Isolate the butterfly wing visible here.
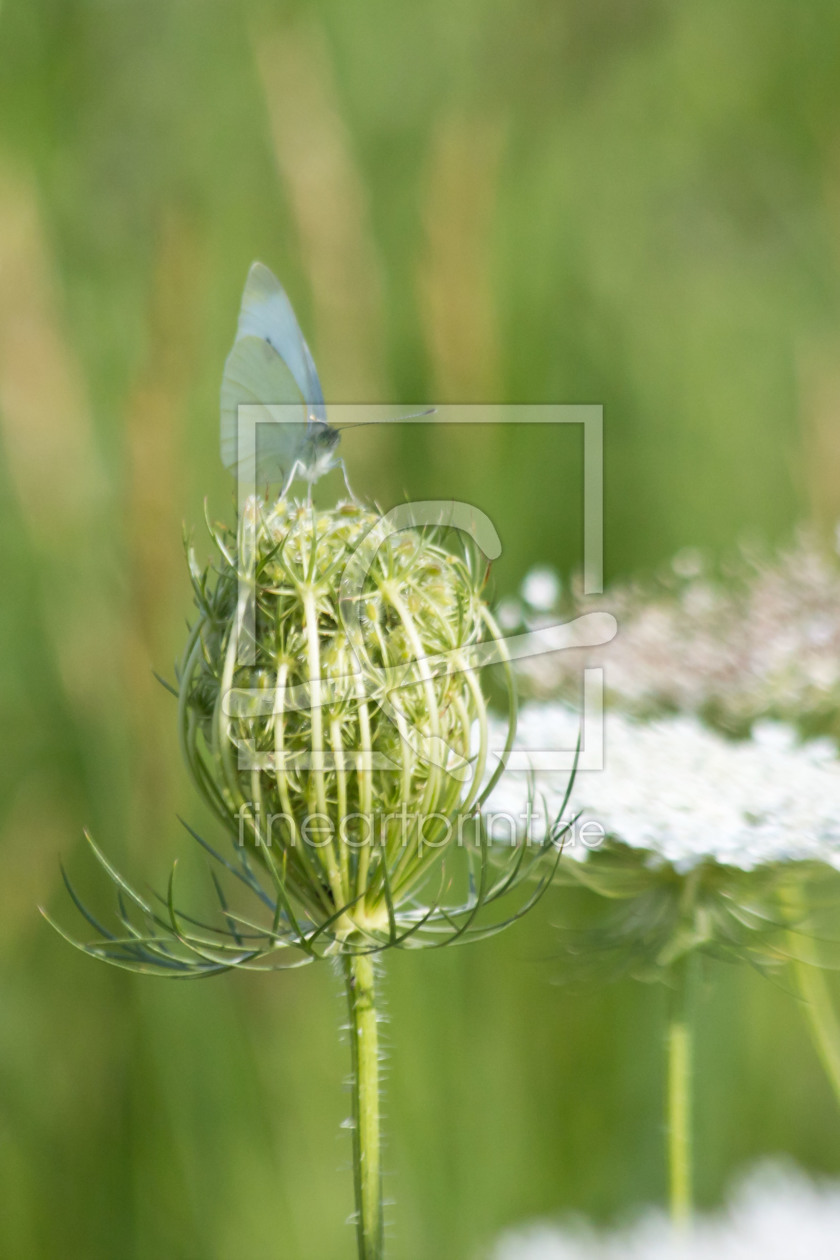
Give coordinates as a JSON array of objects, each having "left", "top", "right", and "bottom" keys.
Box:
[
  {"left": 233, "top": 262, "right": 326, "bottom": 422},
  {"left": 220, "top": 263, "right": 335, "bottom": 486},
  {"left": 219, "top": 335, "right": 310, "bottom": 485}
]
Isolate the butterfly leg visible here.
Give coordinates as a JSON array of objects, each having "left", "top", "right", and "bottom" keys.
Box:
[
  {"left": 279, "top": 459, "right": 304, "bottom": 502},
  {"left": 336, "top": 458, "right": 360, "bottom": 504}
]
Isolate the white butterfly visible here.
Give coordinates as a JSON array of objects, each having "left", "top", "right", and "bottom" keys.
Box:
[{"left": 220, "top": 262, "right": 346, "bottom": 497}]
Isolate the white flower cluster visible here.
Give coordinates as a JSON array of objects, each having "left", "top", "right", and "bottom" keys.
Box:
[
  {"left": 486, "top": 1163, "right": 840, "bottom": 1260},
  {"left": 512, "top": 531, "right": 840, "bottom": 736},
  {"left": 487, "top": 702, "right": 840, "bottom": 872}
]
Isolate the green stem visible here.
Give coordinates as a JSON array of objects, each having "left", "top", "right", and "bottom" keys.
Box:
[
  {"left": 793, "top": 955, "right": 840, "bottom": 1107},
  {"left": 666, "top": 957, "right": 695, "bottom": 1226},
  {"left": 344, "top": 953, "right": 383, "bottom": 1260},
  {"left": 783, "top": 882, "right": 840, "bottom": 1109}
]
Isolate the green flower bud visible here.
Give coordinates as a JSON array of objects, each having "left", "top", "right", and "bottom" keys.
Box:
[
  {"left": 181, "top": 497, "right": 502, "bottom": 948},
  {"left": 55, "top": 496, "right": 560, "bottom": 973}
]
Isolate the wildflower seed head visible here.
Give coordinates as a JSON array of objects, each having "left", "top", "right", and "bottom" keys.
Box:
[
  {"left": 56, "top": 500, "right": 560, "bottom": 975},
  {"left": 181, "top": 498, "right": 503, "bottom": 947}
]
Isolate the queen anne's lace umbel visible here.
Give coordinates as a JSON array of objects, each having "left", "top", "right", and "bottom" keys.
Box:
[
  {"left": 487, "top": 703, "right": 840, "bottom": 872},
  {"left": 515, "top": 531, "right": 840, "bottom": 740}
]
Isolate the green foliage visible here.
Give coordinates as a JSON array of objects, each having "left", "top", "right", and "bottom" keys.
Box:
[{"left": 554, "top": 842, "right": 840, "bottom": 985}]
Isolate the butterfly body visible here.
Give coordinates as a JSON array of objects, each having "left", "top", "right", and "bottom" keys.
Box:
[
  {"left": 220, "top": 263, "right": 343, "bottom": 495},
  {"left": 298, "top": 421, "right": 341, "bottom": 484}
]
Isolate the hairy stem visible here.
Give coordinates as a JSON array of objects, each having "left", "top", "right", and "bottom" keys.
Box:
[
  {"left": 666, "top": 956, "right": 695, "bottom": 1226},
  {"left": 345, "top": 953, "right": 383, "bottom": 1260}
]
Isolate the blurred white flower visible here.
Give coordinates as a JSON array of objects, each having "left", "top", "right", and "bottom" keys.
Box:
[
  {"left": 522, "top": 567, "right": 561, "bottom": 612},
  {"left": 487, "top": 702, "right": 840, "bottom": 872},
  {"left": 497, "top": 596, "right": 525, "bottom": 632},
  {"left": 487, "top": 1163, "right": 840, "bottom": 1259},
  {"left": 517, "top": 530, "right": 840, "bottom": 739}
]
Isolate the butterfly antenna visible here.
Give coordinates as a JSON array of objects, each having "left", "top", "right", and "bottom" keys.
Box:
[{"left": 333, "top": 407, "right": 437, "bottom": 432}]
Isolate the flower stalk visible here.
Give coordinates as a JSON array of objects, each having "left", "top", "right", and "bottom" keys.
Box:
[
  {"left": 794, "top": 957, "right": 840, "bottom": 1111},
  {"left": 783, "top": 883, "right": 840, "bottom": 1112},
  {"left": 345, "top": 953, "right": 383, "bottom": 1260},
  {"left": 666, "top": 954, "right": 695, "bottom": 1226}
]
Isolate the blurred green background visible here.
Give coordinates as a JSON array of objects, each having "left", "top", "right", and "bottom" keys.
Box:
[{"left": 2, "top": 1, "right": 840, "bottom": 1256}]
